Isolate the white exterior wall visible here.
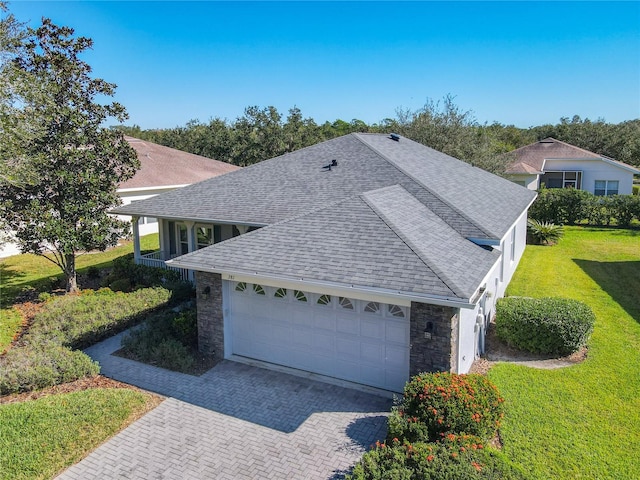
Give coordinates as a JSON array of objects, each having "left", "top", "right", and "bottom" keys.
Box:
[
  {"left": 506, "top": 174, "right": 539, "bottom": 191},
  {"left": 457, "top": 209, "right": 530, "bottom": 373},
  {"left": 544, "top": 159, "right": 636, "bottom": 195},
  {"left": 117, "top": 186, "right": 184, "bottom": 236}
]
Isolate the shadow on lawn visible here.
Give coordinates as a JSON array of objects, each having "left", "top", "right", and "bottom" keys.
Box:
[{"left": 574, "top": 259, "right": 640, "bottom": 323}]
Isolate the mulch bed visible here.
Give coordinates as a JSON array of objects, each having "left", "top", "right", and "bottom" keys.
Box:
[{"left": 469, "top": 321, "right": 588, "bottom": 375}]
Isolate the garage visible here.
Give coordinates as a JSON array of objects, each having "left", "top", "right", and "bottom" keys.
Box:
[{"left": 226, "top": 281, "right": 410, "bottom": 392}]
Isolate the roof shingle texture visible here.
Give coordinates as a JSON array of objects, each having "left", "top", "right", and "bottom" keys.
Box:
[
  {"left": 505, "top": 137, "right": 602, "bottom": 174},
  {"left": 119, "top": 137, "right": 240, "bottom": 190},
  {"left": 116, "top": 133, "right": 535, "bottom": 240},
  {"left": 171, "top": 185, "right": 500, "bottom": 301}
]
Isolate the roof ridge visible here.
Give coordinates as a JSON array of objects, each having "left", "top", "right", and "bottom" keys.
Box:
[
  {"left": 546, "top": 137, "right": 603, "bottom": 158},
  {"left": 352, "top": 133, "right": 493, "bottom": 239},
  {"left": 360, "top": 185, "right": 466, "bottom": 298}
]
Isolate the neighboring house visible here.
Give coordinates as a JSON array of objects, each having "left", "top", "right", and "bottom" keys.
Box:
[
  {"left": 114, "top": 133, "right": 536, "bottom": 392},
  {"left": 118, "top": 137, "right": 240, "bottom": 235},
  {"left": 505, "top": 137, "right": 639, "bottom": 194},
  {"left": 0, "top": 138, "right": 239, "bottom": 258}
]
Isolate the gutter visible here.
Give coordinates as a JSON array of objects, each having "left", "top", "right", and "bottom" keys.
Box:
[{"left": 166, "top": 259, "right": 476, "bottom": 309}]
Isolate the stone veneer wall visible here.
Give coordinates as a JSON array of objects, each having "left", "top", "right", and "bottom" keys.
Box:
[
  {"left": 409, "top": 302, "right": 459, "bottom": 375},
  {"left": 195, "top": 271, "right": 224, "bottom": 359}
]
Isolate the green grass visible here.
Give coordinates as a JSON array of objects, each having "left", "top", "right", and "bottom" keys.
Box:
[
  {"left": 0, "top": 234, "right": 159, "bottom": 352},
  {"left": 489, "top": 227, "right": 640, "bottom": 479},
  {"left": 0, "top": 388, "right": 160, "bottom": 480}
]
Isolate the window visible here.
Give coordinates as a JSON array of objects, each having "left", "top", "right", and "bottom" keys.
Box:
[
  {"left": 594, "top": 180, "right": 619, "bottom": 196},
  {"left": 177, "top": 224, "right": 189, "bottom": 255},
  {"left": 339, "top": 297, "right": 354, "bottom": 310},
  {"left": 510, "top": 227, "right": 516, "bottom": 262},
  {"left": 388, "top": 304, "right": 405, "bottom": 318},
  {"left": 364, "top": 302, "right": 380, "bottom": 314},
  {"left": 274, "top": 288, "right": 287, "bottom": 299},
  {"left": 196, "top": 225, "right": 214, "bottom": 250},
  {"left": 252, "top": 284, "right": 265, "bottom": 295},
  {"left": 317, "top": 294, "right": 332, "bottom": 306},
  {"left": 294, "top": 290, "right": 307, "bottom": 302},
  {"left": 137, "top": 216, "right": 157, "bottom": 225},
  {"left": 540, "top": 171, "right": 582, "bottom": 190},
  {"left": 235, "top": 282, "right": 247, "bottom": 292}
]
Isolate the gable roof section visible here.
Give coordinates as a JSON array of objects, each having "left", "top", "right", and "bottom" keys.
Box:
[
  {"left": 115, "top": 133, "right": 535, "bottom": 241},
  {"left": 169, "top": 185, "right": 500, "bottom": 303},
  {"left": 361, "top": 185, "right": 499, "bottom": 299},
  {"left": 505, "top": 137, "right": 640, "bottom": 175},
  {"left": 119, "top": 137, "right": 240, "bottom": 190},
  {"left": 354, "top": 134, "right": 536, "bottom": 239}
]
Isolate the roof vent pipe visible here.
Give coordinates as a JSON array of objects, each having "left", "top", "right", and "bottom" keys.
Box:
[{"left": 390, "top": 133, "right": 400, "bottom": 142}]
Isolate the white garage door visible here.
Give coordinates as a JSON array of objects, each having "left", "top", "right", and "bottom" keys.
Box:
[{"left": 227, "top": 281, "right": 410, "bottom": 392}]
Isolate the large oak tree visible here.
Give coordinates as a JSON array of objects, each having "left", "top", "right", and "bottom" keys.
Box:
[{"left": 0, "top": 16, "right": 139, "bottom": 292}]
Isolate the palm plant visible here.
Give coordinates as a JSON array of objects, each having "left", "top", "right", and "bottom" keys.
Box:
[{"left": 527, "top": 219, "right": 564, "bottom": 245}]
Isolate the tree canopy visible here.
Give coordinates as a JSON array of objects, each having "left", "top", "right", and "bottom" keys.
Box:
[
  {"left": 0, "top": 15, "right": 139, "bottom": 292},
  {"left": 117, "top": 98, "right": 639, "bottom": 173}
]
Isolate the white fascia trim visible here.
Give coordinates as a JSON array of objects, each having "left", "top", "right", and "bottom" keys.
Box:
[
  {"left": 544, "top": 157, "right": 640, "bottom": 174},
  {"left": 167, "top": 261, "right": 475, "bottom": 309},
  {"left": 159, "top": 217, "right": 268, "bottom": 227},
  {"left": 117, "top": 184, "right": 188, "bottom": 194},
  {"left": 601, "top": 158, "right": 640, "bottom": 173}
]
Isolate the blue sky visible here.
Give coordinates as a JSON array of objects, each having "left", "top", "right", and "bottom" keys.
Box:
[{"left": 7, "top": 1, "right": 640, "bottom": 129}]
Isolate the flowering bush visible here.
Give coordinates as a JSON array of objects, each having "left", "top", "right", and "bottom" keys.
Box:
[
  {"left": 347, "top": 437, "right": 525, "bottom": 480},
  {"left": 387, "top": 373, "right": 504, "bottom": 443}
]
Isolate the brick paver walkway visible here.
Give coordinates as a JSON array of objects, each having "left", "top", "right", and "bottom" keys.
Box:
[{"left": 55, "top": 331, "right": 391, "bottom": 479}]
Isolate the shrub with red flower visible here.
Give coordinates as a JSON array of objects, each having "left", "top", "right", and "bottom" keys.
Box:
[
  {"left": 387, "top": 372, "right": 504, "bottom": 443},
  {"left": 347, "top": 437, "right": 525, "bottom": 480}
]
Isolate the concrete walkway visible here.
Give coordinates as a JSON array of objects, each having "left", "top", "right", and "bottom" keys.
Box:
[{"left": 55, "top": 331, "right": 391, "bottom": 479}]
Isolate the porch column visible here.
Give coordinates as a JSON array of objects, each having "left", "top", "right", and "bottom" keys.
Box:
[
  {"left": 185, "top": 221, "right": 196, "bottom": 252},
  {"left": 132, "top": 216, "right": 141, "bottom": 262},
  {"left": 185, "top": 221, "right": 196, "bottom": 283},
  {"left": 158, "top": 220, "right": 167, "bottom": 260},
  {"left": 235, "top": 225, "right": 249, "bottom": 235}
]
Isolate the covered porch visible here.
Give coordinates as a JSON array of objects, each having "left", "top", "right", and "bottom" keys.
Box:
[{"left": 131, "top": 216, "right": 259, "bottom": 282}]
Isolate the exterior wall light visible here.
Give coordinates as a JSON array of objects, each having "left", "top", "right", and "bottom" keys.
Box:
[{"left": 424, "top": 321, "right": 434, "bottom": 340}]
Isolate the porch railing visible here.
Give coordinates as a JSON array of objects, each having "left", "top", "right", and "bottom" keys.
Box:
[{"left": 139, "top": 250, "right": 192, "bottom": 282}]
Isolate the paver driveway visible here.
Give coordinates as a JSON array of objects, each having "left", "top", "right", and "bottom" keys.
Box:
[{"left": 55, "top": 331, "right": 392, "bottom": 480}]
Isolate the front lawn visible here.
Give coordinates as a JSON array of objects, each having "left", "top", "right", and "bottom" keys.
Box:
[
  {"left": 0, "top": 387, "right": 161, "bottom": 480},
  {"left": 489, "top": 227, "right": 640, "bottom": 479}
]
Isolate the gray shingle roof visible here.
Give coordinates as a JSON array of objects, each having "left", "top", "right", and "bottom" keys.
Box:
[
  {"left": 114, "top": 133, "right": 535, "bottom": 239},
  {"left": 171, "top": 185, "right": 500, "bottom": 302}
]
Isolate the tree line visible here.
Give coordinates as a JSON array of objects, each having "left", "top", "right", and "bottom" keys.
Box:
[{"left": 116, "top": 96, "right": 640, "bottom": 174}]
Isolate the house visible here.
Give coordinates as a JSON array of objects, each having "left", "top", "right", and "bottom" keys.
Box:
[
  {"left": 504, "top": 137, "right": 639, "bottom": 195},
  {"left": 118, "top": 137, "right": 240, "bottom": 235},
  {"left": 0, "top": 137, "right": 240, "bottom": 258},
  {"left": 114, "top": 133, "right": 536, "bottom": 392}
]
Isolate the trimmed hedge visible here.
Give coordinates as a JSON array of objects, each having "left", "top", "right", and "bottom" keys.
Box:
[
  {"left": 495, "top": 297, "right": 595, "bottom": 356},
  {"left": 530, "top": 188, "right": 640, "bottom": 226},
  {"left": 103, "top": 253, "right": 195, "bottom": 303},
  {"left": 348, "top": 437, "right": 526, "bottom": 480},
  {"left": 387, "top": 373, "right": 504, "bottom": 444}
]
